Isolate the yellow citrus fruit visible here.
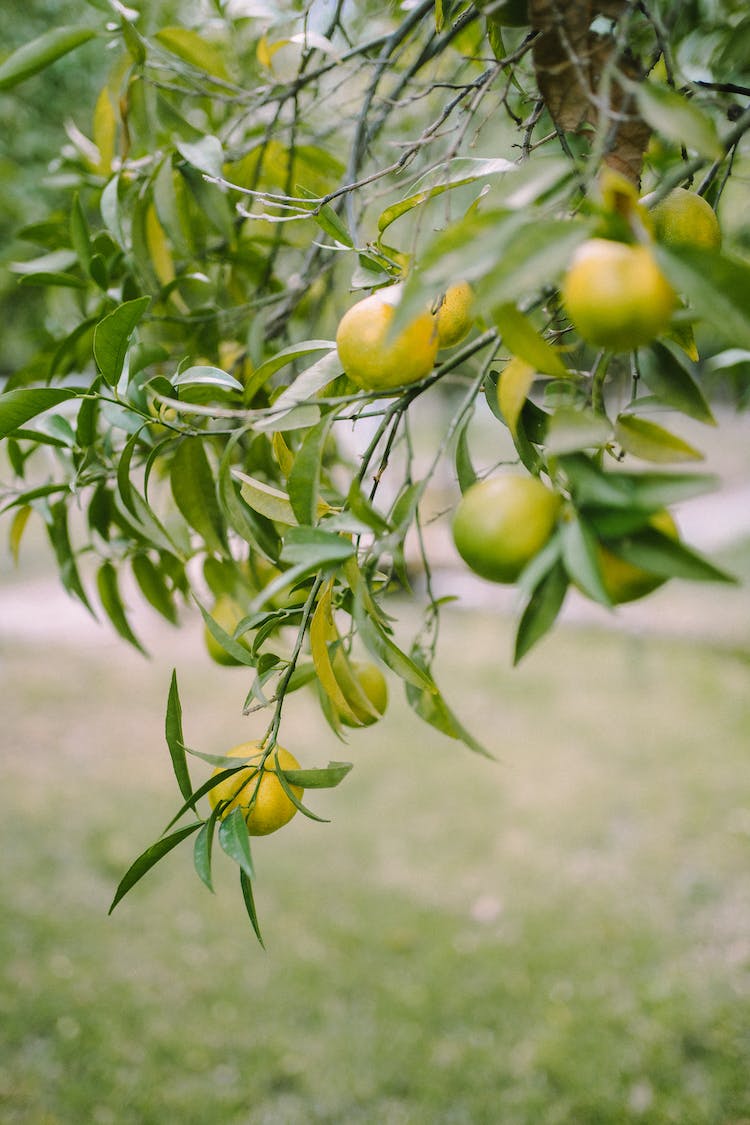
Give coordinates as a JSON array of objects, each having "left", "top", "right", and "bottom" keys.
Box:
[
  {"left": 204, "top": 593, "right": 249, "bottom": 666},
  {"left": 435, "top": 282, "right": 475, "bottom": 348},
  {"left": 336, "top": 288, "right": 439, "bottom": 391},
  {"left": 561, "top": 238, "right": 676, "bottom": 352},
  {"left": 333, "top": 653, "right": 388, "bottom": 727},
  {"left": 643, "top": 187, "right": 721, "bottom": 251},
  {"left": 208, "top": 742, "right": 303, "bottom": 835},
  {"left": 452, "top": 474, "right": 561, "bottom": 584},
  {"left": 599, "top": 509, "right": 678, "bottom": 604}
]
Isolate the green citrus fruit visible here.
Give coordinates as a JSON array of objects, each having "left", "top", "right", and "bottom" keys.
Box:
[
  {"left": 599, "top": 509, "right": 678, "bottom": 604},
  {"left": 561, "top": 238, "right": 676, "bottom": 352},
  {"left": 643, "top": 187, "right": 721, "bottom": 251},
  {"left": 452, "top": 474, "right": 561, "bottom": 584},
  {"left": 435, "top": 282, "right": 475, "bottom": 348},
  {"left": 336, "top": 288, "right": 438, "bottom": 391},
  {"left": 208, "top": 742, "right": 303, "bottom": 835},
  {"left": 204, "top": 593, "right": 249, "bottom": 666},
  {"left": 333, "top": 652, "right": 388, "bottom": 727}
]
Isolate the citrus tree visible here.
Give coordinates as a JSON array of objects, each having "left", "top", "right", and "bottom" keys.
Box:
[{"left": 2, "top": 0, "right": 749, "bottom": 942}]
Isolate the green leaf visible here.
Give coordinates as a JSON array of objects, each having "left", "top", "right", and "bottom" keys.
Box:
[
  {"left": 560, "top": 454, "right": 718, "bottom": 512},
  {"left": 132, "top": 553, "right": 179, "bottom": 625},
  {"left": 614, "top": 415, "right": 703, "bottom": 463},
  {"left": 346, "top": 481, "right": 392, "bottom": 534},
  {"left": 638, "top": 343, "right": 715, "bottom": 425},
  {"left": 405, "top": 650, "right": 494, "bottom": 758},
  {"left": 97, "top": 561, "right": 147, "bottom": 654},
  {"left": 494, "top": 304, "right": 569, "bottom": 377},
  {"left": 454, "top": 411, "right": 477, "bottom": 494},
  {"left": 246, "top": 340, "right": 335, "bottom": 400},
  {"left": 255, "top": 349, "right": 340, "bottom": 432},
  {"left": 165, "top": 670, "right": 194, "bottom": 808},
  {"left": 17, "top": 271, "right": 88, "bottom": 289},
  {"left": 46, "top": 500, "right": 95, "bottom": 615},
  {"left": 172, "top": 365, "right": 243, "bottom": 393},
  {"left": 109, "top": 822, "right": 202, "bottom": 913},
  {"left": 197, "top": 600, "right": 256, "bottom": 667},
  {"left": 560, "top": 517, "right": 611, "bottom": 607},
  {"left": 546, "top": 408, "right": 613, "bottom": 455},
  {"left": 155, "top": 26, "right": 230, "bottom": 80},
  {"left": 287, "top": 416, "right": 334, "bottom": 526},
  {"left": 93, "top": 297, "right": 151, "bottom": 386},
  {"left": 218, "top": 808, "right": 256, "bottom": 881},
  {"left": 476, "top": 220, "right": 589, "bottom": 308},
  {"left": 345, "top": 560, "right": 434, "bottom": 691},
  {"left": 282, "top": 762, "right": 353, "bottom": 789},
  {"left": 610, "top": 528, "right": 736, "bottom": 585},
  {"left": 313, "top": 204, "right": 354, "bottom": 248},
  {"left": 0, "top": 388, "right": 78, "bottom": 438},
  {"left": 635, "top": 83, "right": 723, "bottom": 161},
  {"left": 378, "top": 157, "right": 514, "bottom": 236},
  {"left": 176, "top": 135, "right": 225, "bottom": 178},
  {"left": 656, "top": 246, "right": 750, "bottom": 352},
  {"left": 0, "top": 26, "right": 97, "bottom": 90},
  {"left": 514, "top": 562, "right": 569, "bottom": 665},
  {"left": 280, "top": 526, "right": 355, "bottom": 568},
  {"left": 239, "top": 869, "right": 265, "bottom": 948},
  {"left": 234, "top": 470, "right": 298, "bottom": 526},
  {"left": 170, "top": 438, "right": 226, "bottom": 554},
  {"left": 193, "top": 807, "right": 221, "bottom": 893}
]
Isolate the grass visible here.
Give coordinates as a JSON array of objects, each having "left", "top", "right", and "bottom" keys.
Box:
[{"left": 2, "top": 565, "right": 750, "bottom": 1123}]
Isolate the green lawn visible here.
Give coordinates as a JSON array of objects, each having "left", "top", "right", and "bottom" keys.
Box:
[{"left": 2, "top": 571, "right": 750, "bottom": 1124}]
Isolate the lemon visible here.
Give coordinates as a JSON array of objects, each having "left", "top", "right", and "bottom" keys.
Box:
[
  {"left": 452, "top": 475, "right": 561, "bottom": 584},
  {"left": 561, "top": 238, "right": 676, "bottom": 352},
  {"left": 208, "top": 742, "right": 303, "bottom": 835},
  {"left": 336, "top": 288, "right": 438, "bottom": 391},
  {"left": 643, "top": 187, "right": 721, "bottom": 251},
  {"left": 435, "top": 282, "right": 475, "bottom": 348}
]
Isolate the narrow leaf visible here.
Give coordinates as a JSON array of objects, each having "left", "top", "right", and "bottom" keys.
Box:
[
  {"left": 218, "top": 808, "right": 256, "bottom": 881},
  {"left": 514, "top": 562, "right": 569, "bottom": 665},
  {"left": 0, "top": 388, "right": 77, "bottom": 437},
  {"left": 287, "top": 415, "right": 333, "bottom": 526},
  {"left": 239, "top": 869, "right": 265, "bottom": 948},
  {"left": 636, "top": 83, "right": 723, "bottom": 161},
  {"left": 497, "top": 357, "right": 536, "bottom": 441},
  {"left": 97, "top": 561, "right": 147, "bottom": 653},
  {"left": 560, "top": 517, "right": 611, "bottom": 606},
  {"left": 638, "top": 343, "right": 715, "bottom": 425},
  {"left": 165, "top": 670, "right": 194, "bottom": 807},
  {"left": 109, "top": 822, "right": 202, "bottom": 913},
  {"left": 0, "top": 27, "right": 96, "bottom": 90},
  {"left": 170, "top": 438, "right": 226, "bottom": 553}
]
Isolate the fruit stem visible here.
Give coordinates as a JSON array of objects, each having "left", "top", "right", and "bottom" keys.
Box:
[{"left": 590, "top": 350, "right": 611, "bottom": 418}]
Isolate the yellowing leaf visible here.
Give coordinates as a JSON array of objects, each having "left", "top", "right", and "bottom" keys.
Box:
[
  {"left": 494, "top": 304, "right": 569, "bottom": 377},
  {"left": 272, "top": 431, "right": 295, "bottom": 479},
  {"left": 9, "top": 505, "right": 32, "bottom": 565},
  {"left": 155, "top": 27, "right": 230, "bottom": 81},
  {"left": 310, "top": 581, "right": 360, "bottom": 728},
  {"left": 93, "top": 85, "right": 117, "bottom": 175},
  {"left": 257, "top": 35, "right": 288, "bottom": 71},
  {"left": 233, "top": 470, "right": 298, "bottom": 525},
  {"left": 145, "top": 204, "right": 175, "bottom": 286},
  {"left": 497, "top": 357, "right": 536, "bottom": 440},
  {"left": 614, "top": 415, "right": 703, "bottom": 463}
]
